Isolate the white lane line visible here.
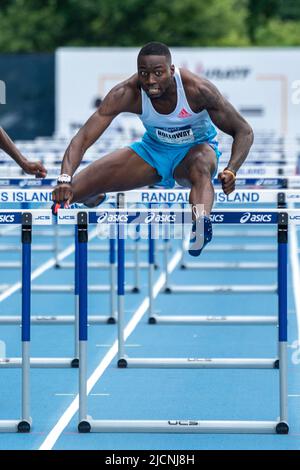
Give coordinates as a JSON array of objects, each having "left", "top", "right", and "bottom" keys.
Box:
[
  {"left": 90, "top": 393, "right": 110, "bottom": 396},
  {"left": 39, "top": 248, "right": 182, "bottom": 450},
  {"left": 288, "top": 395, "right": 300, "bottom": 397},
  {"left": 96, "top": 344, "right": 141, "bottom": 348},
  {"left": 289, "top": 224, "right": 300, "bottom": 344},
  {"left": 55, "top": 394, "right": 75, "bottom": 397},
  {"left": 0, "top": 228, "right": 98, "bottom": 303}
]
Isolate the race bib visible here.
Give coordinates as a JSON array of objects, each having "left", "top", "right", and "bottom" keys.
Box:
[{"left": 155, "top": 126, "right": 195, "bottom": 144}]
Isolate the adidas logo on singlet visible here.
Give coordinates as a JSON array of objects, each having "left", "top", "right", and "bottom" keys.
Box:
[{"left": 177, "top": 108, "right": 192, "bottom": 118}]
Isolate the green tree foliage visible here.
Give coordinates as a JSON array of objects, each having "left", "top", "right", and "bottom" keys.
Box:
[
  {"left": 277, "top": 0, "right": 300, "bottom": 20},
  {"left": 0, "top": 0, "right": 64, "bottom": 52},
  {"left": 0, "top": 0, "right": 299, "bottom": 52},
  {"left": 255, "top": 19, "right": 300, "bottom": 46},
  {"left": 246, "top": 0, "right": 300, "bottom": 45},
  {"left": 0, "top": 0, "right": 249, "bottom": 51},
  {"left": 246, "top": 0, "right": 279, "bottom": 43}
]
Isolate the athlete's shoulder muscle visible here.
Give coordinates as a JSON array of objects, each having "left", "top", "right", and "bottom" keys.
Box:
[
  {"left": 180, "top": 68, "right": 223, "bottom": 111},
  {"left": 98, "top": 74, "right": 141, "bottom": 117},
  {"left": 180, "top": 68, "right": 251, "bottom": 136}
]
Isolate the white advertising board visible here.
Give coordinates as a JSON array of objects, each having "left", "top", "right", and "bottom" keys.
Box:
[{"left": 56, "top": 47, "right": 300, "bottom": 138}]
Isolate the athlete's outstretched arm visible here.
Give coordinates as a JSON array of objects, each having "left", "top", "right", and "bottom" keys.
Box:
[
  {"left": 199, "top": 80, "right": 254, "bottom": 194},
  {"left": 202, "top": 81, "right": 254, "bottom": 173},
  {"left": 0, "top": 127, "right": 47, "bottom": 177},
  {"left": 60, "top": 80, "right": 138, "bottom": 177}
]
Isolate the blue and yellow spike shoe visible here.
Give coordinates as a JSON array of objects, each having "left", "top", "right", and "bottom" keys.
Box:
[{"left": 188, "top": 215, "right": 213, "bottom": 257}]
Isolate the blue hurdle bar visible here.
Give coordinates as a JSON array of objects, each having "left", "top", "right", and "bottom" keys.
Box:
[
  {"left": 277, "top": 213, "right": 289, "bottom": 433},
  {"left": 20, "top": 213, "right": 32, "bottom": 432},
  {"left": 78, "top": 212, "right": 88, "bottom": 422}
]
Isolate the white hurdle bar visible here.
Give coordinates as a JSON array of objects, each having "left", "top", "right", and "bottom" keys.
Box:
[
  {"left": 0, "top": 183, "right": 297, "bottom": 252},
  {"left": 58, "top": 208, "right": 290, "bottom": 434},
  {"left": 2, "top": 187, "right": 300, "bottom": 205}
]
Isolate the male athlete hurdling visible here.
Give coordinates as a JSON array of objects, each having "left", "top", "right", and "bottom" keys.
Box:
[{"left": 52, "top": 42, "right": 253, "bottom": 256}]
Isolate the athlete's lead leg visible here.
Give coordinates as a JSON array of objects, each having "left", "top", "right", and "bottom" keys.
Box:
[
  {"left": 71, "top": 147, "right": 161, "bottom": 204},
  {"left": 174, "top": 143, "right": 217, "bottom": 256}
]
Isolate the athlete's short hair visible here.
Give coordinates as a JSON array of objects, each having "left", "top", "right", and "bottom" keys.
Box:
[{"left": 138, "top": 42, "right": 171, "bottom": 64}]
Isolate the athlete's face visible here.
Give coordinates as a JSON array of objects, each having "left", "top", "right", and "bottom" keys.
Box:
[{"left": 137, "top": 55, "right": 175, "bottom": 99}]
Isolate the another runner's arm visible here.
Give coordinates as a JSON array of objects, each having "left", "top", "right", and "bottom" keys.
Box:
[
  {"left": 61, "top": 80, "right": 138, "bottom": 176},
  {"left": 200, "top": 80, "right": 254, "bottom": 174},
  {"left": 0, "top": 127, "right": 47, "bottom": 177}
]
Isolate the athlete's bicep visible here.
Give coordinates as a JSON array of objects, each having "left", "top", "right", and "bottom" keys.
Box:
[
  {"left": 200, "top": 80, "right": 250, "bottom": 136},
  {"left": 208, "top": 98, "right": 249, "bottom": 137},
  {"left": 74, "top": 110, "right": 115, "bottom": 151},
  {"left": 74, "top": 80, "right": 137, "bottom": 150}
]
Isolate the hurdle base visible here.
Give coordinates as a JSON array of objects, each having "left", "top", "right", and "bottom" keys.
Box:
[
  {"left": 117, "top": 358, "right": 128, "bottom": 368},
  {"left": 0, "top": 417, "right": 31, "bottom": 433},
  {"left": 71, "top": 358, "right": 79, "bottom": 368},
  {"left": 123, "top": 357, "right": 278, "bottom": 369},
  {"left": 80, "top": 419, "right": 283, "bottom": 434},
  {"left": 0, "top": 315, "right": 116, "bottom": 325},
  {"left": 180, "top": 261, "right": 277, "bottom": 270},
  {"left": 131, "top": 287, "right": 140, "bottom": 293},
  {"left": 150, "top": 315, "right": 278, "bottom": 325},
  {"left": 276, "top": 421, "right": 289, "bottom": 434},
  {"left": 0, "top": 357, "right": 79, "bottom": 368},
  {"left": 58, "top": 261, "right": 150, "bottom": 270},
  {"left": 28, "top": 284, "right": 137, "bottom": 294},
  {"left": 18, "top": 420, "right": 31, "bottom": 433},
  {"left": 78, "top": 420, "right": 92, "bottom": 433},
  {"left": 0, "top": 419, "right": 31, "bottom": 433},
  {"left": 163, "top": 285, "right": 277, "bottom": 294}
]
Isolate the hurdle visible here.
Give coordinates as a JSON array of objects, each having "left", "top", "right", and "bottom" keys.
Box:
[
  {"left": 68, "top": 208, "right": 289, "bottom": 434},
  {"left": 0, "top": 213, "right": 32, "bottom": 432},
  {"left": 0, "top": 211, "right": 118, "bottom": 370},
  {"left": 0, "top": 224, "right": 118, "bottom": 366},
  {"left": 0, "top": 209, "right": 86, "bottom": 369},
  {"left": 115, "top": 208, "right": 287, "bottom": 364},
  {"left": 235, "top": 166, "right": 295, "bottom": 176},
  {"left": 0, "top": 188, "right": 140, "bottom": 323},
  {"left": 0, "top": 185, "right": 168, "bottom": 257},
  {"left": 0, "top": 191, "right": 148, "bottom": 368},
  {"left": 0, "top": 211, "right": 42, "bottom": 432},
  {"left": 1, "top": 176, "right": 298, "bottom": 247},
  {"left": 179, "top": 187, "right": 287, "bottom": 272},
  {"left": 116, "top": 188, "right": 288, "bottom": 295},
  {"left": 140, "top": 188, "right": 288, "bottom": 293}
]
